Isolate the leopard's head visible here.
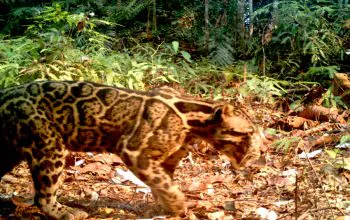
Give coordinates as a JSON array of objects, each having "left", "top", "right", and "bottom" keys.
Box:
[{"left": 208, "top": 104, "right": 262, "bottom": 170}]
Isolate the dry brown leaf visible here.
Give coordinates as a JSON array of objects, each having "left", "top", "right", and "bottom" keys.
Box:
[
  {"left": 73, "top": 162, "right": 112, "bottom": 175},
  {"left": 272, "top": 115, "right": 320, "bottom": 131},
  {"left": 1, "top": 175, "right": 18, "bottom": 183},
  {"left": 187, "top": 210, "right": 198, "bottom": 220},
  {"left": 207, "top": 211, "right": 230, "bottom": 220},
  {"left": 77, "top": 20, "right": 85, "bottom": 32},
  {"left": 208, "top": 174, "right": 234, "bottom": 184},
  {"left": 287, "top": 116, "right": 318, "bottom": 129},
  {"left": 267, "top": 175, "right": 290, "bottom": 187},
  {"left": 90, "top": 153, "right": 123, "bottom": 165},
  {"left": 193, "top": 200, "right": 215, "bottom": 211},
  {"left": 343, "top": 171, "right": 350, "bottom": 183},
  {"left": 299, "top": 105, "right": 346, "bottom": 124},
  {"left": 188, "top": 181, "right": 215, "bottom": 196},
  {"left": 335, "top": 216, "right": 350, "bottom": 220},
  {"left": 333, "top": 73, "right": 350, "bottom": 103},
  {"left": 11, "top": 195, "right": 33, "bottom": 207}
]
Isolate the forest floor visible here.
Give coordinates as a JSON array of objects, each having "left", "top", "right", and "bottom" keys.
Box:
[{"left": 0, "top": 100, "right": 349, "bottom": 220}]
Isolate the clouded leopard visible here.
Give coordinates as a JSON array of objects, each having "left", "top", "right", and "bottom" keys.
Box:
[{"left": 0, "top": 81, "right": 262, "bottom": 219}]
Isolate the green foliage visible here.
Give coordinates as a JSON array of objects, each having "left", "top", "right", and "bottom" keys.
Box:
[
  {"left": 0, "top": 36, "right": 209, "bottom": 92},
  {"left": 273, "top": 137, "right": 301, "bottom": 152},
  {"left": 208, "top": 34, "right": 235, "bottom": 67},
  {"left": 295, "top": 65, "right": 348, "bottom": 109},
  {"left": 0, "top": 0, "right": 348, "bottom": 106},
  {"left": 0, "top": 36, "right": 40, "bottom": 64},
  {"left": 322, "top": 87, "right": 349, "bottom": 109},
  {"left": 105, "top": 0, "right": 148, "bottom": 23},
  {"left": 26, "top": 3, "right": 114, "bottom": 53},
  {"left": 197, "top": 31, "right": 235, "bottom": 67},
  {"left": 183, "top": 61, "right": 223, "bottom": 96},
  {"left": 253, "top": 0, "right": 346, "bottom": 76},
  {"left": 27, "top": 3, "right": 76, "bottom": 32},
  {"left": 325, "top": 136, "right": 350, "bottom": 171},
  {"left": 340, "top": 135, "right": 350, "bottom": 144},
  {"left": 238, "top": 75, "right": 288, "bottom": 104},
  {"left": 1, "top": 6, "right": 42, "bottom": 34},
  {"left": 170, "top": 41, "right": 192, "bottom": 63},
  {"left": 0, "top": 36, "right": 40, "bottom": 88},
  {"left": 299, "top": 66, "right": 339, "bottom": 82}
]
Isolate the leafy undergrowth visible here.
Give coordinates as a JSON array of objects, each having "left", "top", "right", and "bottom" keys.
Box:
[{"left": 0, "top": 102, "right": 349, "bottom": 220}]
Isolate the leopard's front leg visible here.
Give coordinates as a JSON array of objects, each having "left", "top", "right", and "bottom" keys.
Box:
[
  {"left": 125, "top": 156, "right": 186, "bottom": 216},
  {"left": 26, "top": 125, "right": 88, "bottom": 219}
]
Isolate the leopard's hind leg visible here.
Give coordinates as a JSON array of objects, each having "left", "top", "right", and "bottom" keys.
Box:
[{"left": 25, "top": 119, "right": 88, "bottom": 220}]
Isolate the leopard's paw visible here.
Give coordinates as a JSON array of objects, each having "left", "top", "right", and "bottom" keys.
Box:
[
  {"left": 44, "top": 204, "right": 88, "bottom": 220},
  {"left": 59, "top": 208, "right": 88, "bottom": 220}
]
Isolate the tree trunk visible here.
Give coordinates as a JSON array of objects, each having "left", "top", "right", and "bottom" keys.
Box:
[
  {"left": 236, "top": 0, "right": 245, "bottom": 41},
  {"left": 147, "top": 0, "right": 151, "bottom": 40},
  {"left": 248, "top": 0, "right": 253, "bottom": 38},
  {"left": 273, "top": 0, "right": 278, "bottom": 18},
  {"left": 232, "top": 0, "right": 237, "bottom": 43},
  {"left": 152, "top": 0, "right": 157, "bottom": 32},
  {"left": 261, "top": 0, "right": 278, "bottom": 75},
  {"left": 205, "top": 0, "right": 209, "bottom": 54}
]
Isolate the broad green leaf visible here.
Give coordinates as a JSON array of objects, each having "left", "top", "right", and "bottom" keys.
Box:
[
  {"left": 325, "top": 149, "right": 337, "bottom": 159},
  {"left": 181, "top": 51, "right": 192, "bottom": 63},
  {"left": 167, "top": 75, "right": 180, "bottom": 83},
  {"left": 46, "top": 72, "right": 59, "bottom": 80},
  {"left": 172, "top": 41, "right": 179, "bottom": 54},
  {"left": 340, "top": 135, "right": 350, "bottom": 144},
  {"left": 343, "top": 158, "right": 350, "bottom": 171}
]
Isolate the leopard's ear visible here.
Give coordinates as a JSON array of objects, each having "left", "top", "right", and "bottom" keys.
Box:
[
  {"left": 221, "top": 104, "right": 235, "bottom": 117},
  {"left": 210, "top": 104, "right": 235, "bottom": 124},
  {"left": 211, "top": 104, "right": 229, "bottom": 122},
  {"left": 211, "top": 107, "right": 223, "bottom": 124}
]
